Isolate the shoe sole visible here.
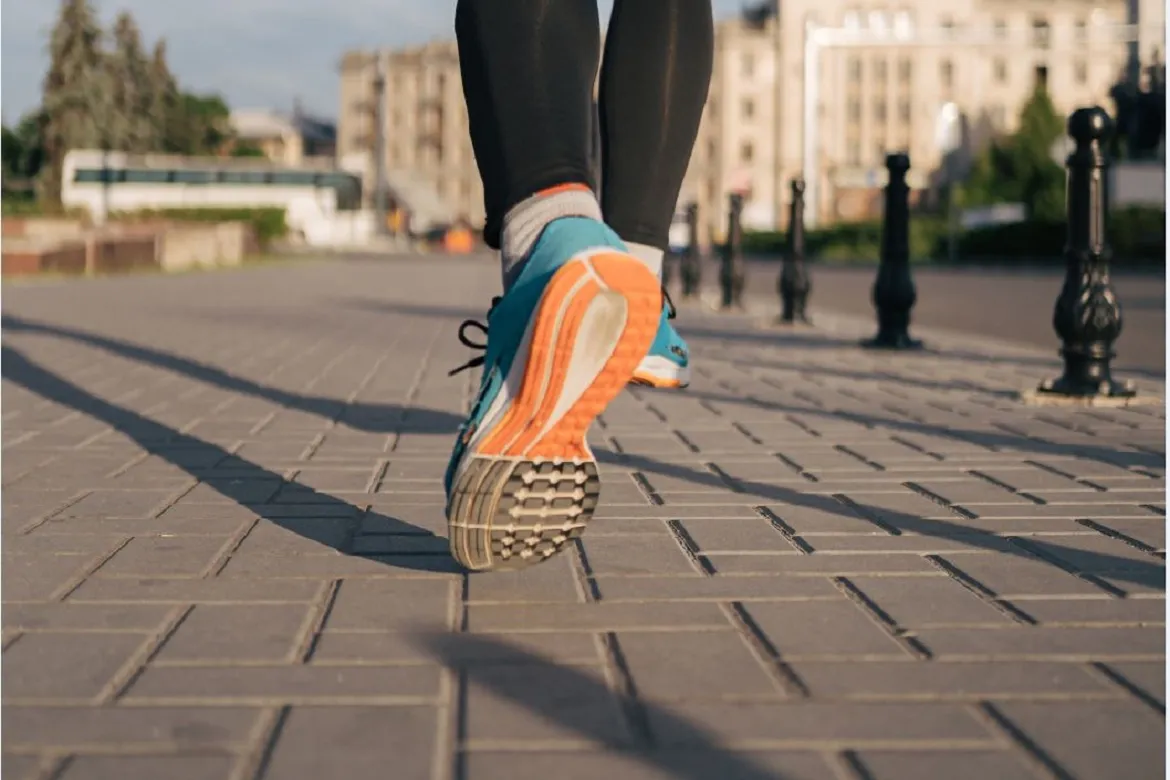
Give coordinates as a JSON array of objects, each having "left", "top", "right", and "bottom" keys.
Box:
[
  {"left": 631, "top": 355, "right": 690, "bottom": 389},
  {"left": 448, "top": 250, "right": 660, "bottom": 572}
]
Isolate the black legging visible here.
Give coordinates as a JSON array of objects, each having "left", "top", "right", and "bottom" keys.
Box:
[{"left": 455, "top": 0, "right": 714, "bottom": 251}]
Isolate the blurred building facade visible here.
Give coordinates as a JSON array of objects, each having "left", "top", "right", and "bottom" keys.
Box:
[
  {"left": 230, "top": 107, "right": 337, "bottom": 166},
  {"left": 338, "top": 0, "right": 1162, "bottom": 235}
]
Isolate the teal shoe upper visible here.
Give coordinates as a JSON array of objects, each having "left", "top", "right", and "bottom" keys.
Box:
[
  {"left": 443, "top": 217, "right": 628, "bottom": 497},
  {"left": 646, "top": 303, "right": 689, "bottom": 370}
]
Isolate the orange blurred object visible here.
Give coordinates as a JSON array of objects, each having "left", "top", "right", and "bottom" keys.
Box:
[{"left": 444, "top": 227, "right": 474, "bottom": 253}]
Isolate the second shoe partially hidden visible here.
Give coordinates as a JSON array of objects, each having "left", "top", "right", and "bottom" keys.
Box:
[{"left": 631, "top": 290, "right": 690, "bottom": 389}]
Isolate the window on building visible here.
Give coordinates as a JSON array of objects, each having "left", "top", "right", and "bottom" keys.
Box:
[
  {"left": 125, "top": 169, "right": 172, "bottom": 184},
  {"left": 993, "top": 18, "right": 1006, "bottom": 39},
  {"left": 875, "top": 101, "right": 887, "bottom": 121},
  {"left": 898, "top": 58, "right": 912, "bottom": 83},
  {"left": 1032, "top": 17, "right": 1051, "bottom": 48},
  {"left": 1034, "top": 64, "right": 1049, "bottom": 90},
  {"left": 172, "top": 169, "right": 215, "bottom": 184},
  {"left": 846, "top": 140, "right": 861, "bottom": 165},
  {"left": 893, "top": 10, "right": 913, "bottom": 38},
  {"left": 741, "top": 141, "right": 754, "bottom": 162},
  {"left": 742, "top": 98, "right": 755, "bottom": 118},
  {"left": 847, "top": 99, "right": 861, "bottom": 121},
  {"left": 1074, "top": 18, "right": 1088, "bottom": 41},
  {"left": 875, "top": 142, "right": 887, "bottom": 164},
  {"left": 217, "top": 171, "right": 268, "bottom": 185},
  {"left": 743, "top": 53, "right": 755, "bottom": 77},
  {"left": 874, "top": 58, "right": 888, "bottom": 82},
  {"left": 848, "top": 57, "right": 862, "bottom": 80},
  {"left": 271, "top": 171, "right": 318, "bottom": 186},
  {"left": 868, "top": 11, "right": 887, "bottom": 32},
  {"left": 1074, "top": 59, "right": 1088, "bottom": 84},
  {"left": 940, "top": 15, "right": 954, "bottom": 30},
  {"left": 993, "top": 58, "right": 1008, "bottom": 83},
  {"left": 940, "top": 60, "right": 954, "bottom": 88},
  {"left": 843, "top": 10, "right": 861, "bottom": 29},
  {"left": 898, "top": 99, "right": 911, "bottom": 122}
]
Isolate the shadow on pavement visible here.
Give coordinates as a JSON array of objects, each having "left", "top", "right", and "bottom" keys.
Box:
[
  {"left": 4, "top": 317, "right": 1162, "bottom": 589},
  {"left": 1, "top": 345, "right": 459, "bottom": 574},
  {"left": 712, "top": 356, "right": 1016, "bottom": 397},
  {"left": 597, "top": 449, "right": 1165, "bottom": 593},
  {"left": 688, "top": 388, "right": 1165, "bottom": 471},
  {"left": 680, "top": 318, "right": 1164, "bottom": 380},
  {"left": 333, "top": 297, "right": 486, "bottom": 321},
  {"left": 413, "top": 629, "right": 790, "bottom": 780},
  {"left": 2, "top": 315, "right": 463, "bottom": 435}
]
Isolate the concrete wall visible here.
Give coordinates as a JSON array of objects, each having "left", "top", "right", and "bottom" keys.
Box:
[
  {"left": 1, "top": 219, "right": 253, "bottom": 277},
  {"left": 159, "top": 222, "right": 247, "bottom": 272}
]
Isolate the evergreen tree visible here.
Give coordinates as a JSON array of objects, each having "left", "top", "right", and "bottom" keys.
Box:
[
  {"left": 40, "top": 0, "right": 108, "bottom": 206},
  {"left": 148, "top": 39, "right": 183, "bottom": 153},
  {"left": 963, "top": 83, "right": 1066, "bottom": 221},
  {"left": 107, "top": 12, "right": 157, "bottom": 152}
]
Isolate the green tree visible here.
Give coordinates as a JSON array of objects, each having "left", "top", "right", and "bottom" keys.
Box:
[
  {"left": 40, "top": 0, "right": 108, "bottom": 206},
  {"left": 148, "top": 39, "right": 183, "bottom": 152},
  {"left": 231, "top": 142, "right": 267, "bottom": 157},
  {"left": 963, "top": 83, "right": 1066, "bottom": 221},
  {"left": 2, "top": 124, "right": 21, "bottom": 180},
  {"left": 106, "top": 11, "right": 157, "bottom": 152},
  {"left": 3, "top": 112, "right": 48, "bottom": 182},
  {"left": 164, "top": 92, "right": 232, "bottom": 155}
]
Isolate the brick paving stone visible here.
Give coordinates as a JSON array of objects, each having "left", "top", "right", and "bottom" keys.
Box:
[
  {"left": 56, "top": 756, "right": 237, "bottom": 780},
  {"left": 792, "top": 660, "right": 1115, "bottom": 699},
  {"left": 851, "top": 749, "right": 1038, "bottom": 780},
  {"left": 463, "top": 750, "right": 839, "bottom": 780},
  {"left": 262, "top": 706, "right": 438, "bottom": 780},
  {"left": 2, "top": 257, "right": 1163, "bottom": 778},
  {"left": 987, "top": 701, "right": 1165, "bottom": 779}
]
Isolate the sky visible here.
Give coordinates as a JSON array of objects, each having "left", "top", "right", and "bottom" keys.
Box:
[{"left": 2, "top": 0, "right": 748, "bottom": 123}]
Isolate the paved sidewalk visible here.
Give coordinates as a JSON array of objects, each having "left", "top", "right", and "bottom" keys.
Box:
[{"left": 2, "top": 254, "right": 1165, "bottom": 780}]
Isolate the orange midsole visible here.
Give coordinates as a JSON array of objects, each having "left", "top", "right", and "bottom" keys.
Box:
[{"left": 476, "top": 252, "right": 660, "bottom": 459}]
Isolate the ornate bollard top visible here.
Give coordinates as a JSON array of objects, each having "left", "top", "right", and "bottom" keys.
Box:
[
  {"left": 885, "top": 153, "right": 910, "bottom": 177},
  {"left": 1068, "top": 106, "right": 1113, "bottom": 145},
  {"left": 791, "top": 178, "right": 805, "bottom": 196}
]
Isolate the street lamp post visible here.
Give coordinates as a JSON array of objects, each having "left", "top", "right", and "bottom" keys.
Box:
[{"left": 372, "top": 55, "right": 389, "bottom": 236}]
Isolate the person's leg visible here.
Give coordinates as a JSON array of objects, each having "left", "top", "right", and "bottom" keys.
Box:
[
  {"left": 600, "top": 0, "right": 714, "bottom": 274},
  {"left": 598, "top": 0, "right": 715, "bottom": 388},
  {"left": 446, "top": 0, "right": 663, "bottom": 572},
  {"left": 455, "top": 0, "right": 601, "bottom": 286}
]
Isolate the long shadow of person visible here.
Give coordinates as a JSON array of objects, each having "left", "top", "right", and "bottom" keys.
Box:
[
  {"left": 2, "top": 314, "right": 462, "bottom": 435},
  {"left": 413, "top": 629, "right": 793, "bottom": 780},
  {"left": 2, "top": 345, "right": 459, "bottom": 574}
]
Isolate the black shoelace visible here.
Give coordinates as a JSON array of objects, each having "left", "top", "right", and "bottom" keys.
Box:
[
  {"left": 447, "top": 296, "right": 501, "bottom": 377},
  {"left": 447, "top": 284, "right": 674, "bottom": 378}
]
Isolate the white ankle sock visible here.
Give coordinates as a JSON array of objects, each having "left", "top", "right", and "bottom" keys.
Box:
[
  {"left": 624, "top": 241, "right": 664, "bottom": 279},
  {"left": 500, "top": 185, "right": 602, "bottom": 289}
]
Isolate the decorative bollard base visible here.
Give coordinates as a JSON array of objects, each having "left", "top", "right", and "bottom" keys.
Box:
[
  {"left": 1020, "top": 377, "right": 1152, "bottom": 407},
  {"left": 776, "top": 312, "right": 813, "bottom": 327},
  {"left": 860, "top": 332, "right": 924, "bottom": 350}
]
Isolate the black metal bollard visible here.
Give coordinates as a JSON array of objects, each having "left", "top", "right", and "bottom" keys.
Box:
[
  {"left": 777, "top": 178, "right": 812, "bottom": 324},
  {"left": 862, "top": 153, "right": 922, "bottom": 349},
  {"left": 720, "top": 193, "right": 745, "bottom": 309},
  {"left": 1034, "top": 107, "right": 1136, "bottom": 401},
  {"left": 679, "top": 202, "right": 701, "bottom": 298}
]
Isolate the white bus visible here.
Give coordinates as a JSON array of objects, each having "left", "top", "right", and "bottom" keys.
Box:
[{"left": 61, "top": 149, "right": 366, "bottom": 244}]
